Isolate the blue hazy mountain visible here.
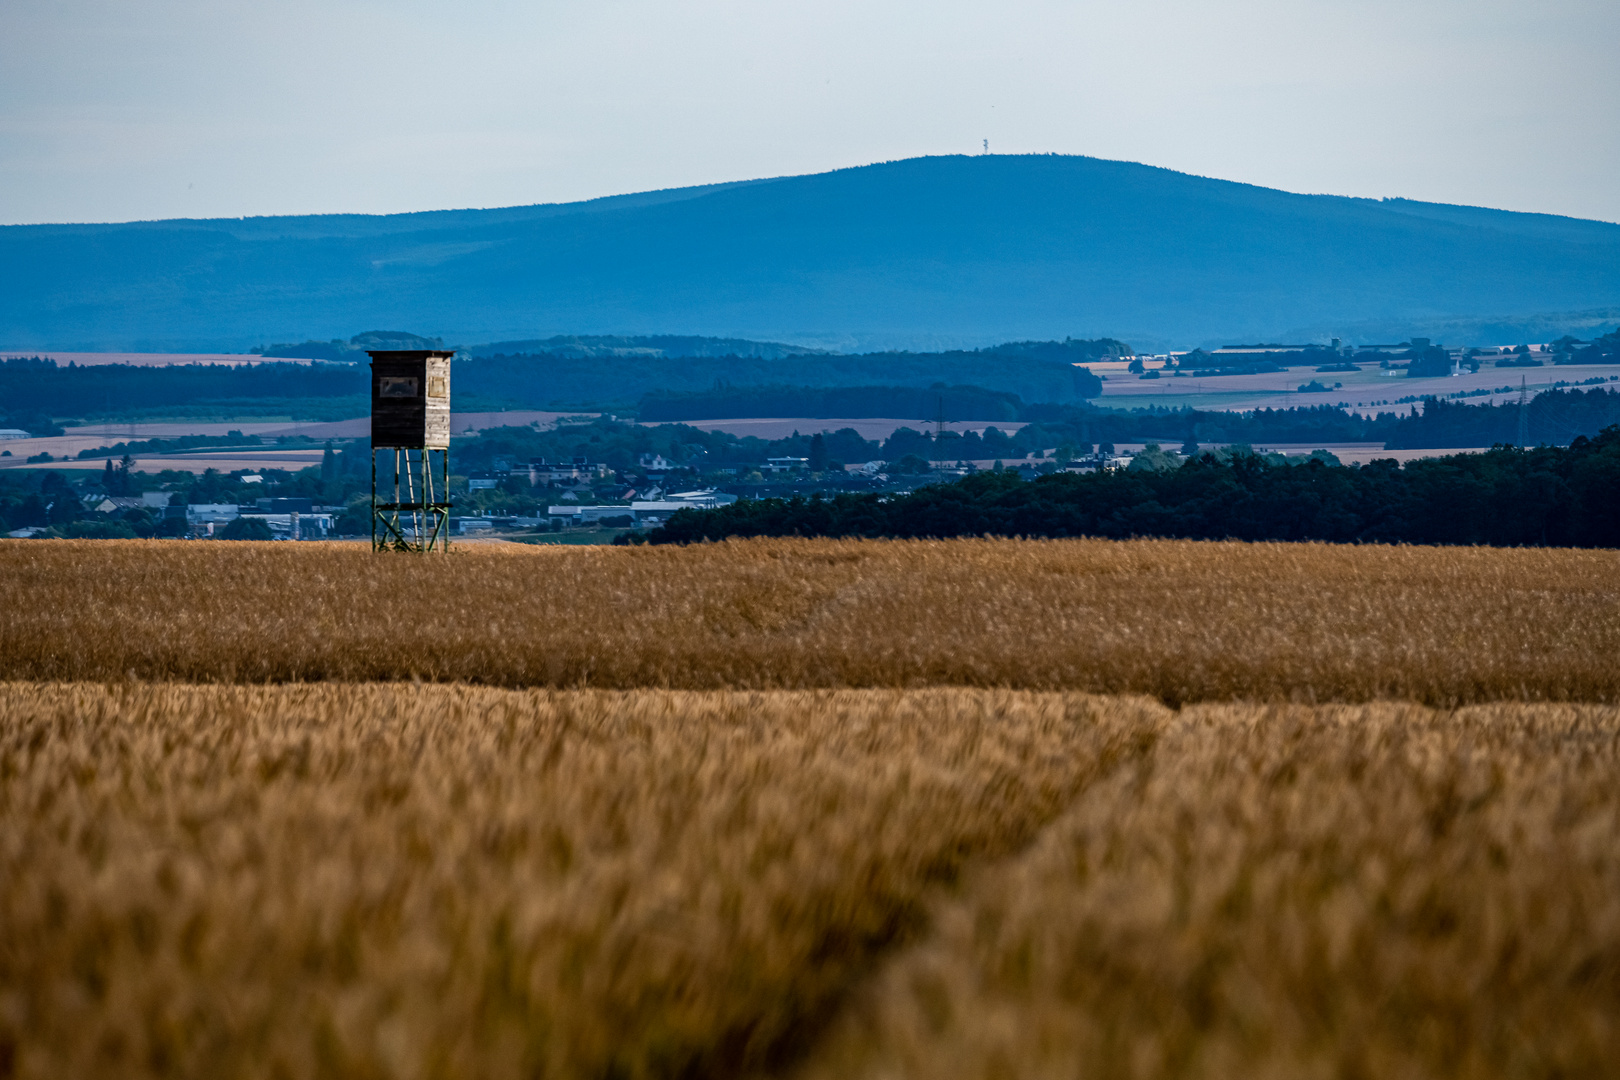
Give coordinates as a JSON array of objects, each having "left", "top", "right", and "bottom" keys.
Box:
[{"left": 3, "top": 154, "right": 1618, "bottom": 352}]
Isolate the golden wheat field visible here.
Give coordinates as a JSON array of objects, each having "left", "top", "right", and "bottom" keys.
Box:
[
  {"left": 804, "top": 701, "right": 1620, "bottom": 1080},
  {"left": 3, "top": 538, "right": 1620, "bottom": 1079},
  {"left": 2, "top": 538, "right": 1618, "bottom": 702}
]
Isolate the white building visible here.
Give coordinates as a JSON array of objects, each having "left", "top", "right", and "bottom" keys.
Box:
[
  {"left": 235, "top": 512, "right": 334, "bottom": 539},
  {"left": 630, "top": 492, "right": 737, "bottom": 524},
  {"left": 547, "top": 505, "right": 636, "bottom": 525},
  {"left": 664, "top": 490, "right": 736, "bottom": 508}
]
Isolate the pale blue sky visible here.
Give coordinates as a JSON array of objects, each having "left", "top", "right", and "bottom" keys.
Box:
[{"left": 2, "top": 0, "right": 1617, "bottom": 225}]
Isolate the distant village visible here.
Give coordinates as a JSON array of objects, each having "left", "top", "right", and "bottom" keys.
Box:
[
  {"left": 3, "top": 435, "right": 1266, "bottom": 541},
  {"left": 2, "top": 331, "right": 1617, "bottom": 542}
]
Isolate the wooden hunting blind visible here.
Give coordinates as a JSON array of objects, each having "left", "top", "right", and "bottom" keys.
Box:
[
  {"left": 371, "top": 351, "right": 452, "bottom": 449},
  {"left": 369, "top": 350, "right": 454, "bottom": 551}
]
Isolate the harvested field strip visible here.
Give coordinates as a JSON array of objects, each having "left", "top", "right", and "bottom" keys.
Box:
[
  {"left": 4, "top": 539, "right": 1620, "bottom": 703},
  {"left": 802, "top": 701, "right": 1620, "bottom": 1080},
  {"left": 0, "top": 683, "right": 1167, "bottom": 1079}
]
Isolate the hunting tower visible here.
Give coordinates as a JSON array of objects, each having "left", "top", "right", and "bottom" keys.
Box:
[{"left": 369, "top": 349, "right": 453, "bottom": 551}]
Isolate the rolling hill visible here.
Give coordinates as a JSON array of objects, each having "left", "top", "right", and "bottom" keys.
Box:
[{"left": 2, "top": 154, "right": 1618, "bottom": 352}]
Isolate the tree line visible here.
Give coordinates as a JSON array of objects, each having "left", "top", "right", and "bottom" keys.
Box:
[
  {"left": 639, "top": 384, "right": 1028, "bottom": 423},
  {"left": 0, "top": 357, "right": 367, "bottom": 423},
  {"left": 631, "top": 427, "right": 1620, "bottom": 549},
  {"left": 0, "top": 338, "right": 1117, "bottom": 425},
  {"left": 462, "top": 339, "right": 1117, "bottom": 410},
  {"left": 1383, "top": 386, "right": 1620, "bottom": 448}
]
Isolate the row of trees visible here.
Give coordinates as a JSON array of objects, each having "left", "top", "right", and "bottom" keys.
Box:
[
  {"left": 927, "top": 389, "right": 1620, "bottom": 455},
  {"left": 449, "top": 419, "right": 883, "bottom": 476},
  {"left": 639, "top": 384, "right": 1029, "bottom": 423},
  {"left": 635, "top": 427, "right": 1620, "bottom": 549},
  {"left": 0, "top": 356, "right": 366, "bottom": 419},
  {"left": 462, "top": 339, "right": 1121, "bottom": 410},
  {"left": 2, "top": 340, "right": 1111, "bottom": 425},
  {"left": 1383, "top": 387, "right": 1620, "bottom": 449},
  {"left": 1555, "top": 330, "right": 1620, "bottom": 365}
]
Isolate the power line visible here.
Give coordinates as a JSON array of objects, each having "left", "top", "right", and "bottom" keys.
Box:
[{"left": 1517, "top": 375, "right": 1530, "bottom": 447}]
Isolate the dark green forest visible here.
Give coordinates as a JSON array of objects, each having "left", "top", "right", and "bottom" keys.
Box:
[
  {"left": 635, "top": 427, "right": 1620, "bottom": 549},
  {"left": 0, "top": 357, "right": 368, "bottom": 426},
  {"left": 915, "top": 388, "right": 1620, "bottom": 457},
  {"left": 458, "top": 338, "right": 1119, "bottom": 408},
  {"left": 1383, "top": 386, "right": 1620, "bottom": 448},
  {"left": 639, "top": 384, "right": 1029, "bottom": 423}
]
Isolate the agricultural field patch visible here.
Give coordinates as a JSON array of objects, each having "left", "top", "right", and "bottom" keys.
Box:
[
  {"left": 0, "top": 683, "right": 1157, "bottom": 1078},
  {"left": 1, "top": 538, "right": 1616, "bottom": 703},
  {"left": 804, "top": 700, "right": 1620, "bottom": 1079},
  {"left": 2, "top": 537, "right": 1618, "bottom": 1079}
]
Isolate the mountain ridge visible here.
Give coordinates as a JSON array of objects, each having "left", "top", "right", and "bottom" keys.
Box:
[{"left": 3, "top": 154, "right": 1617, "bottom": 352}]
